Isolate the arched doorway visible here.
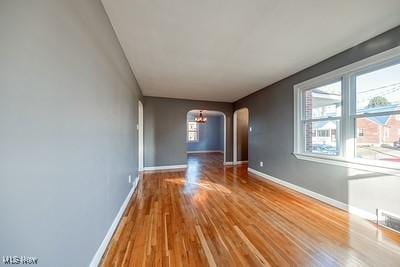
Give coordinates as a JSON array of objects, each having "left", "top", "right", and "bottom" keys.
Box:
[{"left": 186, "top": 110, "right": 227, "bottom": 164}]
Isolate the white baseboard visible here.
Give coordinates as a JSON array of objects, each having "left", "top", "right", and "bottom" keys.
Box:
[
  {"left": 89, "top": 177, "right": 139, "bottom": 267},
  {"left": 187, "top": 150, "right": 224, "bottom": 154},
  {"left": 248, "top": 168, "right": 376, "bottom": 220},
  {"left": 224, "top": 161, "right": 234, "bottom": 166},
  {"left": 234, "top": 161, "right": 248, "bottom": 165},
  {"left": 143, "top": 164, "right": 187, "bottom": 171}
]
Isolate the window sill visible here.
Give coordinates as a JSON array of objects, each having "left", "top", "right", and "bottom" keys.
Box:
[{"left": 293, "top": 152, "right": 400, "bottom": 176}]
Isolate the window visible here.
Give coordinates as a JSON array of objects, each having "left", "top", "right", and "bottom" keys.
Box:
[
  {"left": 302, "top": 80, "right": 342, "bottom": 155},
  {"left": 187, "top": 121, "right": 199, "bottom": 142},
  {"left": 354, "top": 63, "right": 400, "bottom": 162},
  {"left": 317, "top": 129, "right": 330, "bottom": 137},
  {"left": 294, "top": 46, "right": 400, "bottom": 171}
]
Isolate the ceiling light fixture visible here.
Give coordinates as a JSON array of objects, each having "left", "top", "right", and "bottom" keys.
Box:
[{"left": 195, "top": 110, "right": 207, "bottom": 123}]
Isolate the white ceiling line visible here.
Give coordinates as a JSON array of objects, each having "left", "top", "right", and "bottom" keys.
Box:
[{"left": 102, "top": 0, "right": 400, "bottom": 102}]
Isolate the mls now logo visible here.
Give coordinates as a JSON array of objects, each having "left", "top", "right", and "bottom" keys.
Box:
[{"left": 2, "top": 256, "right": 39, "bottom": 265}]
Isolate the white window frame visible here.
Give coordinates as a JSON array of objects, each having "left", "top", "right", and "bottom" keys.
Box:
[
  {"left": 187, "top": 121, "right": 199, "bottom": 142},
  {"left": 294, "top": 46, "right": 400, "bottom": 175}
]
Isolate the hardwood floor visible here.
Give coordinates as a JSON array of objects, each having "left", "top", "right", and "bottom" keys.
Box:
[{"left": 101, "top": 153, "right": 400, "bottom": 266}]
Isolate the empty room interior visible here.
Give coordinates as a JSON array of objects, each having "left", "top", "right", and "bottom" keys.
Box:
[{"left": 2, "top": 1, "right": 400, "bottom": 266}]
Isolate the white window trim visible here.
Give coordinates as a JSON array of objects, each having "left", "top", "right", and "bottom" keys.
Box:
[{"left": 293, "top": 45, "right": 400, "bottom": 175}]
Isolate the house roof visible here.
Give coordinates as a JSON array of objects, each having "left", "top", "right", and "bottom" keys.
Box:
[
  {"left": 358, "top": 104, "right": 400, "bottom": 114},
  {"left": 366, "top": 116, "right": 390, "bottom": 125},
  {"left": 359, "top": 104, "right": 400, "bottom": 126},
  {"left": 314, "top": 121, "right": 337, "bottom": 129}
]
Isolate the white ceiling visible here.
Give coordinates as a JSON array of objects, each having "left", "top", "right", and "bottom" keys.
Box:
[{"left": 102, "top": 0, "right": 400, "bottom": 102}]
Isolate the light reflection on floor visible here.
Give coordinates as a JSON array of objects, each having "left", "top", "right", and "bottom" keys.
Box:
[{"left": 183, "top": 152, "right": 230, "bottom": 196}]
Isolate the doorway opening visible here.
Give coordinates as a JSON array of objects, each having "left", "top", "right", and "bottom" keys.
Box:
[
  {"left": 186, "top": 110, "right": 227, "bottom": 165},
  {"left": 233, "top": 108, "right": 249, "bottom": 165}
]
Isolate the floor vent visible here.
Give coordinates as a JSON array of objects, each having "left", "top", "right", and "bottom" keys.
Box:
[{"left": 377, "top": 209, "right": 400, "bottom": 233}]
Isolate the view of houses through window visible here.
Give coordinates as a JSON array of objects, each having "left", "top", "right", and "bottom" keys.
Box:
[
  {"left": 355, "top": 62, "right": 400, "bottom": 161},
  {"left": 302, "top": 60, "right": 400, "bottom": 163},
  {"left": 304, "top": 81, "right": 341, "bottom": 155}
]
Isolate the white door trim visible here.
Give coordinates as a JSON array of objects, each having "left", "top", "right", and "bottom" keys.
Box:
[
  {"left": 138, "top": 100, "right": 144, "bottom": 172},
  {"left": 233, "top": 111, "right": 237, "bottom": 163}
]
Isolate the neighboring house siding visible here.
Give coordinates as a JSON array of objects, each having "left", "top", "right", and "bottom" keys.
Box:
[
  {"left": 387, "top": 115, "right": 400, "bottom": 143},
  {"left": 357, "top": 118, "right": 382, "bottom": 144},
  {"left": 357, "top": 115, "right": 400, "bottom": 145}
]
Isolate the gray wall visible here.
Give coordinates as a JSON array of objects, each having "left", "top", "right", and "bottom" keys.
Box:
[
  {"left": 234, "top": 26, "right": 400, "bottom": 216},
  {"left": 0, "top": 1, "right": 142, "bottom": 266},
  {"left": 236, "top": 108, "right": 249, "bottom": 161},
  {"left": 144, "top": 96, "right": 233, "bottom": 167},
  {"left": 187, "top": 114, "right": 224, "bottom": 152}
]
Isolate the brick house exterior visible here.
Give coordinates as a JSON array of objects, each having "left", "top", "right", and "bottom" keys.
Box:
[
  {"left": 357, "top": 115, "right": 400, "bottom": 146},
  {"left": 305, "top": 90, "right": 313, "bottom": 152}
]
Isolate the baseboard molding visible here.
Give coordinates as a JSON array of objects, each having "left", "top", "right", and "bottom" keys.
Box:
[
  {"left": 224, "top": 161, "right": 234, "bottom": 166},
  {"left": 143, "top": 164, "right": 187, "bottom": 171},
  {"left": 186, "top": 150, "right": 224, "bottom": 154},
  {"left": 247, "top": 168, "right": 376, "bottom": 221},
  {"left": 234, "top": 160, "right": 248, "bottom": 165},
  {"left": 89, "top": 177, "right": 139, "bottom": 267}
]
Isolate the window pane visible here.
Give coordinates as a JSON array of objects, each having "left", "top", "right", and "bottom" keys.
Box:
[
  {"left": 304, "top": 120, "right": 340, "bottom": 155},
  {"left": 304, "top": 81, "right": 342, "bottom": 120},
  {"left": 356, "top": 62, "right": 400, "bottom": 114},
  {"left": 188, "top": 122, "right": 197, "bottom": 131},
  {"left": 188, "top": 132, "right": 197, "bottom": 141},
  {"left": 356, "top": 115, "right": 400, "bottom": 162}
]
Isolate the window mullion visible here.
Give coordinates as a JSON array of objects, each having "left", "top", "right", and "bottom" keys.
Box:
[
  {"left": 341, "top": 74, "right": 348, "bottom": 158},
  {"left": 343, "top": 74, "right": 355, "bottom": 159}
]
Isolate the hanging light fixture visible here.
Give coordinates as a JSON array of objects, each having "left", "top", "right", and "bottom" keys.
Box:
[{"left": 195, "top": 110, "right": 207, "bottom": 123}]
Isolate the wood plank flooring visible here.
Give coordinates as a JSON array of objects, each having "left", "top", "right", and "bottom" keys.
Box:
[{"left": 101, "top": 153, "right": 400, "bottom": 266}]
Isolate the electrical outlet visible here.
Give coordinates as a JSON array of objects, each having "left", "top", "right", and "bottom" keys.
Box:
[
  {"left": 259, "top": 161, "right": 263, "bottom": 167},
  {"left": 249, "top": 126, "right": 252, "bottom": 132},
  {"left": 128, "top": 174, "right": 132, "bottom": 184}
]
